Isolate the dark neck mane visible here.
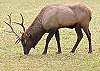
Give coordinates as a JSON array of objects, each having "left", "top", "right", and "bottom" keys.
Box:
[{"left": 25, "top": 16, "right": 45, "bottom": 48}]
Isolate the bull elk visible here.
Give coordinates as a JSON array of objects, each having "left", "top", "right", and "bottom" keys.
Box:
[{"left": 4, "top": 3, "right": 92, "bottom": 55}]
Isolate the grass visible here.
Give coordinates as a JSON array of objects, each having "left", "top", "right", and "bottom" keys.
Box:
[{"left": 0, "top": 0, "right": 100, "bottom": 71}]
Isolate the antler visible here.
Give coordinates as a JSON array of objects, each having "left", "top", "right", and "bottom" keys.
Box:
[
  {"left": 13, "top": 13, "right": 25, "bottom": 32},
  {"left": 4, "top": 13, "right": 21, "bottom": 44}
]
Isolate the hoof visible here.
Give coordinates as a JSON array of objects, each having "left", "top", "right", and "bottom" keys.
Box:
[
  {"left": 42, "top": 52, "right": 47, "bottom": 55},
  {"left": 70, "top": 50, "right": 75, "bottom": 53},
  {"left": 88, "top": 51, "right": 92, "bottom": 53},
  {"left": 56, "top": 52, "right": 62, "bottom": 54}
]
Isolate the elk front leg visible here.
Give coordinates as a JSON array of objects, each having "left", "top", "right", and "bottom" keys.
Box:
[
  {"left": 55, "top": 30, "right": 62, "bottom": 54},
  {"left": 42, "top": 29, "right": 56, "bottom": 55}
]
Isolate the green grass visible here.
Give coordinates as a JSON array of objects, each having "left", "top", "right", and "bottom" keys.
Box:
[{"left": 0, "top": 0, "right": 100, "bottom": 71}]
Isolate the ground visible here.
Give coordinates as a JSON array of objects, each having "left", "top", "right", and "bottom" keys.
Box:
[{"left": 0, "top": 0, "right": 100, "bottom": 71}]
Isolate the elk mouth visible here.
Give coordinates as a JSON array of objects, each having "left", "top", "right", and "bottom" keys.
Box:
[
  {"left": 24, "top": 51, "right": 29, "bottom": 55},
  {"left": 23, "top": 47, "right": 31, "bottom": 55}
]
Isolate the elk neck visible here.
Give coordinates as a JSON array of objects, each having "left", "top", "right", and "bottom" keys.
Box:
[{"left": 25, "top": 16, "right": 46, "bottom": 48}]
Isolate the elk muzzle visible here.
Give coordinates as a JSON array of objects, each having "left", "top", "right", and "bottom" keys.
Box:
[{"left": 23, "top": 46, "right": 31, "bottom": 55}]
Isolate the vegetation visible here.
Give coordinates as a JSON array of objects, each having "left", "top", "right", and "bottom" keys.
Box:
[{"left": 0, "top": 0, "right": 100, "bottom": 71}]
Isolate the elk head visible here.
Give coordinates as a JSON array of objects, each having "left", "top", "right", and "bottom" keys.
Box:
[{"left": 4, "top": 13, "right": 32, "bottom": 55}]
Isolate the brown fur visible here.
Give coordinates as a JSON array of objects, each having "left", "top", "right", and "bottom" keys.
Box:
[{"left": 21, "top": 3, "right": 92, "bottom": 55}]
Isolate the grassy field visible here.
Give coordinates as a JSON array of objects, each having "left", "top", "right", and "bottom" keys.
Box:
[{"left": 0, "top": 0, "right": 100, "bottom": 71}]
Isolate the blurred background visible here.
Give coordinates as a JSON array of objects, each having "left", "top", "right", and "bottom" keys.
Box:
[{"left": 0, "top": 0, "right": 100, "bottom": 71}]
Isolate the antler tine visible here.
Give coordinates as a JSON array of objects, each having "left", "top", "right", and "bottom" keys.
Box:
[
  {"left": 20, "top": 13, "right": 25, "bottom": 32},
  {"left": 20, "top": 13, "right": 24, "bottom": 24},
  {"left": 4, "top": 13, "right": 20, "bottom": 40},
  {"left": 8, "top": 13, "right": 12, "bottom": 25},
  {"left": 13, "top": 13, "right": 25, "bottom": 32},
  {"left": 15, "top": 38, "right": 21, "bottom": 44}
]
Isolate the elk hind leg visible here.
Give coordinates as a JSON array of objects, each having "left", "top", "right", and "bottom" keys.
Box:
[
  {"left": 71, "top": 27, "right": 83, "bottom": 53},
  {"left": 83, "top": 27, "right": 92, "bottom": 53}
]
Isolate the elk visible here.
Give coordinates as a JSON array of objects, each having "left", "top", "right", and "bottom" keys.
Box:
[{"left": 4, "top": 3, "right": 92, "bottom": 55}]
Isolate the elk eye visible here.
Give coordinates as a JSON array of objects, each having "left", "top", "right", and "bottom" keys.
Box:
[
  {"left": 21, "top": 39, "right": 27, "bottom": 47},
  {"left": 21, "top": 39, "right": 24, "bottom": 42}
]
